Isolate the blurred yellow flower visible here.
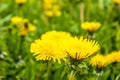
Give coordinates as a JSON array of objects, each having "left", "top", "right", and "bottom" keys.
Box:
[
  {"left": 43, "top": 0, "right": 56, "bottom": 4},
  {"left": 44, "top": 10, "right": 61, "bottom": 17},
  {"left": 19, "top": 22, "right": 36, "bottom": 36},
  {"left": 64, "top": 37, "right": 100, "bottom": 60},
  {"left": 43, "top": 0, "right": 61, "bottom": 17},
  {"left": 11, "top": 16, "right": 23, "bottom": 25},
  {"left": 44, "top": 10, "right": 54, "bottom": 17},
  {"left": 28, "top": 23, "right": 36, "bottom": 31},
  {"left": 30, "top": 39, "right": 66, "bottom": 64},
  {"left": 53, "top": 5, "right": 61, "bottom": 16},
  {"left": 23, "top": 19, "right": 29, "bottom": 23},
  {"left": 54, "top": 10, "right": 61, "bottom": 17},
  {"left": 89, "top": 54, "right": 110, "bottom": 69},
  {"left": 43, "top": 3, "right": 52, "bottom": 10},
  {"left": 15, "top": 0, "right": 27, "bottom": 4},
  {"left": 106, "top": 51, "right": 120, "bottom": 63},
  {"left": 113, "top": 0, "right": 120, "bottom": 4},
  {"left": 81, "top": 22, "right": 101, "bottom": 32},
  {"left": 19, "top": 25, "right": 28, "bottom": 36}
]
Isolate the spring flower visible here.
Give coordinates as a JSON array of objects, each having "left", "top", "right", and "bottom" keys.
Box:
[
  {"left": 81, "top": 22, "right": 101, "bottom": 32},
  {"left": 41, "top": 30, "right": 72, "bottom": 42},
  {"left": 19, "top": 21, "right": 36, "bottom": 36},
  {"left": 43, "top": 0, "right": 56, "bottom": 4},
  {"left": 113, "top": 0, "right": 120, "bottom": 4},
  {"left": 44, "top": 10, "right": 54, "bottom": 17},
  {"left": 19, "top": 25, "right": 28, "bottom": 36},
  {"left": 44, "top": 9, "right": 61, "bottom": 17},
  {"left": 64, "top": 37, "right": 100, "bottom": 60},
  {"left": 106, "top": 51, "right": 120, "bottom": 63},
  {"left": 43, "top": 3, "right": 52, "bottom": 10},
  {"left": 43, "top": 0, "right": 61, "bottom": 17},
  {"left": 89, "top": 54, "right": 110, "bottom": 69},
  {"left": 11, "top": 16, "right": 23, "bottom": 25},
  {"left": 15, "top": 0, "right": 27, "bottom": 4},
  {"left": 30, "top": 39, "right": 67, "bottom": 64}
]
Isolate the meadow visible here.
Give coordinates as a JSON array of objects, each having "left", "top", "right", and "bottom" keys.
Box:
[{"left": 0, "top": 0, "right": 120, "bottom": 80}]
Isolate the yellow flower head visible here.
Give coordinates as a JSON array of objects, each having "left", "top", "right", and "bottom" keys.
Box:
[
  {"left": 113, "top": 0, "right": 120, "bottom": 4},
  {"left": 19, "top": 25, "right": 28, "bottom": 36},
  {"left": 106, "top": 51, "right": 120, "bottom": 63},
  {"left": 43, "top": 3, "right": 53, "bottom": 10},
  {"left": 23, "top": 19, "right": 29, "bottom": 24},
  {"left": 54, "top": 10, "right": 61, "bottom": 16},
  {"left": 30, "top": 39, "right": 67, "bottom": 64},
  {"left": 44, "top": 10, "right": 61, "bottom": 17},
  {"left": 44, "top": 10, "right": 54, "bottom": 17},
  {"left": 64, "top": 37, "right": 100, "bottom": 60},
  {"left": 89, "top": 54, "right": 110, "bottom": 69},
  {"left": 43, "top": 0, "right": 56, "bottom": 4},
  {"left": 19, "top": 23, "right": 36, "bottom": 36},
  {"left": 81, "top": 22, "right": 101, "bottom": 32},
  {"left": 43, "top": 0, "right": 61, "bottom": 17},
  {"left": 41, "top": 30, "right": 72, "bottom": 42},
  {"left": 28, "top": 23, "right": 36, "bottom": 31},
  {"left": 15, "top": 0, "right": 27, "bottom": 4},
  {"left": 11, "top": 16, "right": 23, "bottom": 25}
]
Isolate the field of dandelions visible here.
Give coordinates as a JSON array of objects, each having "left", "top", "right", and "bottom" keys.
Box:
[{"left": 0, "top": 0, "right": 120, "bottom": 80}]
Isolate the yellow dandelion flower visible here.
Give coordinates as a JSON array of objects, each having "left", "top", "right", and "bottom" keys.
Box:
[
  {"left": 15, "top": 0, "right": 27, "bottom": 4},
  {"left": 43, "top": 0, "right": 56, "bottom": 4},
  {"left": 53, "top": 5, "right": 61, "bottom": 16},
  {"left": 106, "top": 51, "right": 120, "bottom": 63},
  {"left": 22, "top": 19, "right": 29, "bottom": 23},
  {"left": 11, "top": 16, "right": 23, "bottom": 25},
  {"left": 53, "top": 5, "right": 60, "bottom": 11},
  {"left": 64, "top": 37, "right": 100, "bottom": 60},
  {"left": 43, "top": 0, "right": 61, "bottom": 17},
  {"left": 19, "top": 23, "right": 36, "bottom": 36},
  {"left": 41, "top": 30, "right": 72, "bottom": 56},
  {"left": 44, "top": 10, "right": 61, "bottom": 17},
  {"left": 54, "top": 10, "right": 61, "bottom": 16},
  {"left": 43, "top": 3, "right": 52, "bottom": 10},
  {"left": 30, "top": 39, "right": 67, "bottom": 64},
  {"left": 28, "top": 23, "right": 36, "bottom": 31},
  {"left": 81, "top": 22, "right": 101, "bottom": 32},
  {"left": 89, "top": 54, "right": 110, "bottom": 69},
  {"left": 113, "top": 0, "right": 120, "bottom": 4},
  {"left": 41, "top": 30, "right": 72, "bottom": 42},
  {"left": 44, "top": 10, "right": 54, "bottom": 17},
  {"left": 19, "top": 25, "right": 28, "bottom": 36}
]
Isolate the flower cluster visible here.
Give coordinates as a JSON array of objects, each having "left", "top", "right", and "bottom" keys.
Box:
[
  {"left": 30, "top": 30, "right": 100, "bottom": 63},
  {"left": 89, "top": 51, "right": 120, "bottom": 69},
  {"left": 43, "top": 0, "right": 61, "bottom": 17},
  {"left": 81, "top": 22, "right": 101, "bottom": 32},
  {"left": 19, "top": 19, "right": 36, "bottom": 36},
  {"left": 30, "top": 30, "right": 71, "bottom": 63},
  {"left": 11, "top": 16, "right": 36, "bottom": 36}
]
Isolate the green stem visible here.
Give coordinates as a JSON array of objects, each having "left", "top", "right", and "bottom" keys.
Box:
[
  {"left": 86, "top": 0, "right": 91, "bottom": 21},
  {"left": 68, "top": 70, "right": 76, "bottom": 80},
  {"left": 98, "top": 0, "right": 103, "bottom": 9},
  {"left": 80, "top": 1, "right": 84, "bottom": 22},
  {"left": 36, "top": 63, "right": 46, "bottom": 80},
  {"left": 45, "top": 62, "right": 52, "bottom": 80}
]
